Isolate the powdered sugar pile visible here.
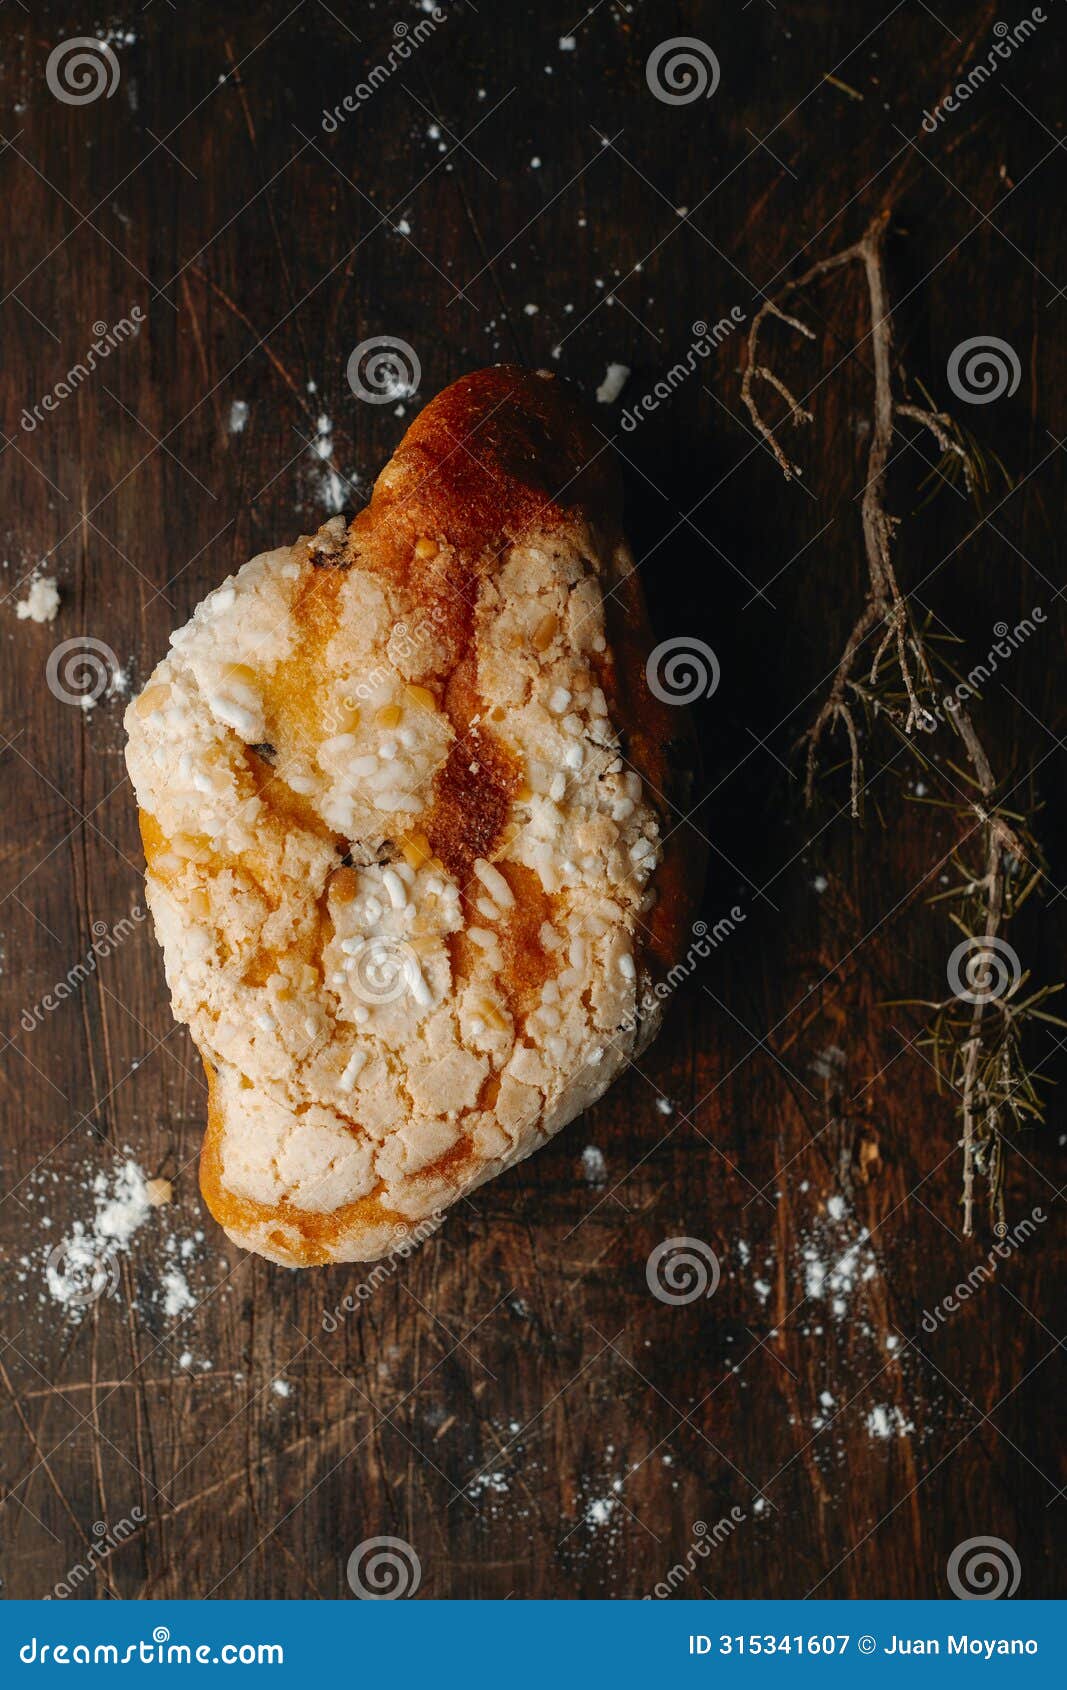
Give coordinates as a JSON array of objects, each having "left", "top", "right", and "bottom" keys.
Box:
[
  {"left": 15, "top": 576, "right": 61, "bottom": 623},
  {"left": 585, "top": 1494, "right": 618, "bottom": 1526},
  {"left": 12, "top": 1155, "right": 222, "bottom": 1335},
  {"left": 41, "top": 1158, "right": 152, "bottom": 1309}
]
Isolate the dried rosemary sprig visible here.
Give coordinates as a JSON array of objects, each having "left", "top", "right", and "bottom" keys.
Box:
[{"left": 741, "top": 209, "right": 1060, "bottom": 1234}]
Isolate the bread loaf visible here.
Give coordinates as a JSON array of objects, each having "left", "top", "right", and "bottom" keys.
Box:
[{"left": 124, "top": 367, "right": 704, "bottom": 1265}]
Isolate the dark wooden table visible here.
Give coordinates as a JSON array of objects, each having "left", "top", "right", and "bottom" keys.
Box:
[{"left": 1, "top": 1, "right": 1063, "bottom": 1601}]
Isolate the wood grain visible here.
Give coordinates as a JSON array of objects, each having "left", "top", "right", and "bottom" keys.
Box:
[{"left": 0, "top": 1, "right": 1062, "bottom": 1600}]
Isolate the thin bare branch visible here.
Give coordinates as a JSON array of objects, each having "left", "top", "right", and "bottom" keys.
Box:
[{"left": 746, "top": 208, "right": 1053, "bottom": 1233}]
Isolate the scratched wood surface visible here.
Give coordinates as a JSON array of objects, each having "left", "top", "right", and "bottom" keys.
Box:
[{"left": 0, "top": 1, "right": 1063, "bottom": 1601}]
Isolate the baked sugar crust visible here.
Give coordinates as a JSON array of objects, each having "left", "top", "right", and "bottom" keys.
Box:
[{"left": 125, "top": 367, "right": 703, "bottom": 1265}]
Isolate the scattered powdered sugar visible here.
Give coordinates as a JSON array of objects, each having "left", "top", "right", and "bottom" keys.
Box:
[
  {"left": 271, "top": 1378, "right": 291, "bottom": 1398},
  {"left": 734, "top": 1191, "right": 882, "bottom": 1335},
  {"left": 727, "top": 1187, "right": 939, "bottom": 1465},
  {"left": 866, "top": 1403, "right": 915, "bottom": 1440},
  {"left": 797, "top": 1196, "right": 879, "bottom": 1318},
  {"left": 810, "top": 1044, "right": 846, "bottom": 1080},
  {"left": 40, "top": 1160, "right": 150, "bottom": 1311},
  {"left": 13, "top": 1155, "right": 221, "bottom": 1335},
  {"left": 585, "top": 1495, "right": 617, "bottom": 1527},
  {"left": 228, "top": 399, "right": 249, "bottom": 434},
  {"left": 578, "top": 1462, "right": 629, "bottom": 1544},
  {"left": 467, "top": 1470, "right": 510, "bottom": 1500},
  {"left": 581, "top": 1145, "right": 606, "bottom": 1186},
  {"left": 305, "top": 412, "right": 348, "bottom": 513},
  {"left": 15, "top": 576, "right": 61, "bottom": 623},
  {"left": 44, "top": 1227, "right": 112, "bottom": 1308}
]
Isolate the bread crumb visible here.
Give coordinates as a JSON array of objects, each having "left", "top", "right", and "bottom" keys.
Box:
[
  {"left": 581, "top": 1145, "right": 606, "bottom": 1186},
  {"left": 596, "top": 363, "right": 630, "bottom": 404},
  {"left": 15, "top": 577, "right": 61, "bottom": 623},
  {"left": 146, "top": 1177, "right": 173, "bottom": 1207}
]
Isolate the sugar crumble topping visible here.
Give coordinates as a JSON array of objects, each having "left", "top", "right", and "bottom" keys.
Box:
[{"left": 125, "top": 512, "right": 665, "bottom": 1262}]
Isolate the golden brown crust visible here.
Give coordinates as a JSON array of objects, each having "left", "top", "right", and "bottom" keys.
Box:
[{"left": 348, "top": 365, "right": 622, "bottom": 566}]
